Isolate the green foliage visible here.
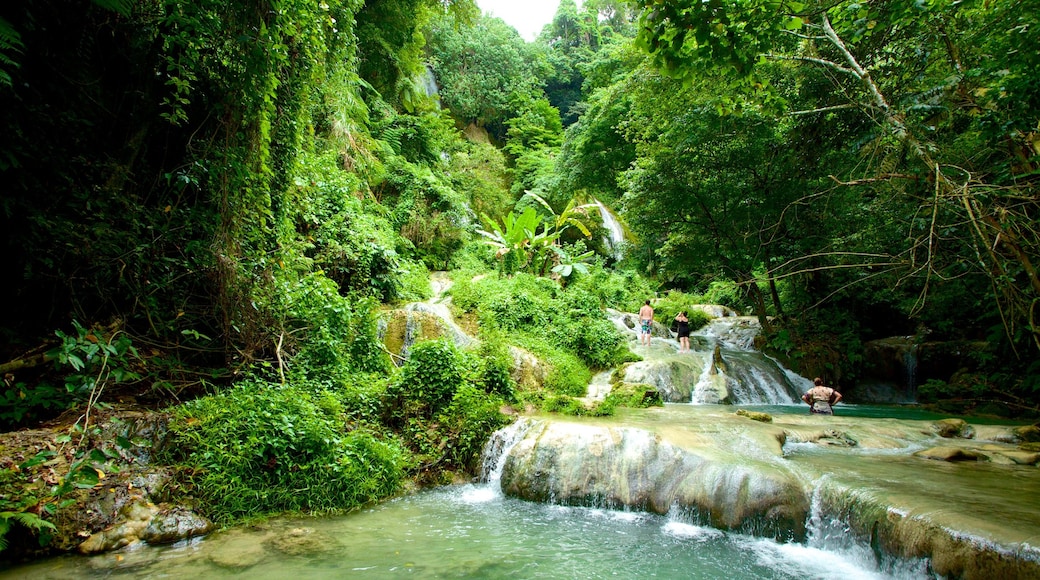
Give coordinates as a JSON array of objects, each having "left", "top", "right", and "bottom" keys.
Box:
[
  {"left": 381, "top": 338, "right": 509, "bottom": 477},
  {"left": 603, "top": 382, "right": 663, "bottom": 410},
  {"left": 164, "top": 382, "right": 404, "bottom": 524},
  {"left": 451, "top": 271, "right": 631, "bottom": 375},
  {"left": 475, "top": 332, "right": 516, "bottom": 400},
  {"left": 445, "top": 141, "right": 513, "bottom": 226},
  {"left": 437, "top": 385, "right": 510, "bottom": 472},
  {"left": 653, "top": 291, "right": 712, "bottom": 332},
  {"left": 476, "top": 192, "right": 597, "bottom": 278},
  {"left": 1, "top": 322, "right": 140, "bottom": 429},
  {"left": 380, "top": 153, "right": 471, "bottom": 271},
  {"left": 0, "top": 16, "right": 22, "bottom": 88},
  {"left": 567, "top": 263, "right": 657, "bottom": 312},
  {"left": 266, "top": 270, "right": 392, "bottom": 383},
  {"left": 426, "top": 11, "right": 548, "bottom": 138},
  {"left": 0, "top": 510, "right": 57, "bottom": 553},
  {"left": 390, "top": 339, "right": 468, "bottom": 417}
]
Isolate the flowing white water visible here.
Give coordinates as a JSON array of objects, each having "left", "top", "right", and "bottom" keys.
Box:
[
  {"left": 607, "top": 309, "right": 801, "bottom": 404},
  {"left": 419, "top": 64, "right": 439, "bottom": 104},
  {"left": 595, "top": 199, "right": 625, "bottom": 261}
]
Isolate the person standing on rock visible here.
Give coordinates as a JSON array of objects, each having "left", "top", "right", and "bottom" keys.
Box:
[
  {"left": 802, "top": 377, "right": 842, "bottom": 415},
  {"left": 638, "top": 300, "right": 654, "bottom": 346},
  {"left": 674, "top": 311, "right": 690, "bottom": 353}
]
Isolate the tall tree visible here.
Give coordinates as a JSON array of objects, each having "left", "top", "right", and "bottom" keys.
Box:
[{"left": 632, "top": 0, "right": 1040, "bottom": 356}]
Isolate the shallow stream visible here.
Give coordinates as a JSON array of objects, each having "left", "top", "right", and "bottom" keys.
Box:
[{"left": 0, "top": 476, "right": 924, "bottom": 579}]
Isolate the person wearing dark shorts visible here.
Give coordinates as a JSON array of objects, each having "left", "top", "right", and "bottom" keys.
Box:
[
  {"left": 638, "top": 300, "right": 654, "bottom": 346},
  {"left": 675, "top": 311, "right": 690, "bottom": 353}
]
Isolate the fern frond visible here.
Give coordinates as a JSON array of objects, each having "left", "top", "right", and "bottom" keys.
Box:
[
  {"left": 0, "top": 17, "right": 23, "bottom": 87},
  {"left": 91, "top": 0, "right": 133, "bottom": 16}
]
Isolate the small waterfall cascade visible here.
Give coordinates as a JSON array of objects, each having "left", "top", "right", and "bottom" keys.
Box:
[
  {"left": 420, "top": 64, "right": 440, "bottom": 105},
  {"left": 478, "top": 417, "right": 537, "bottom": 484},
  {"left": 804, "top": 479, "right": 933, "bottom": 577},
  {"left": 606, "top": 309, "right": 801, "bottom": 404},
  {"left": 595, "top": 199, "right": 625, "bottom": 261},
  {"left": 585, "top": 370, "right": 614, "bottom": 401},
  {"left": 690, "top": 317, "right": 801, "bottom": 404},
  {"left": 378, "top": 274, "right": 476, "bottom": 362},
  {"left": 402, "top": 302, "right": 476, "bottom": 350}
]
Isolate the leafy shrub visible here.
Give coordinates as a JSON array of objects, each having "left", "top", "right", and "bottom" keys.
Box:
[
  {"left": 389, "top": 339, "right": 469, "bottom": 418},
  {"left": 522, "top": 341, "right": 590, "bottom": 397},
  {"left": 268, "top": 271, "right": 392, "bottom": 382},
  {"left": 703, "top": 279, "right": 742, "bottom": 310},
  {"left": 293, "top": 151, "right": 410, "bottom": 302},
  {"left": 476, "top": 332, "right": 516, "bottom": 400},
  {"left": 569, "top": 264, "right": 657, "bottom": 312},
  {"left": 437, "top": 385, "right": 510, "bottom": 472},
  {"left": 654, "top": 291, "right": 712, "bottom": 332},
  {"left": 164, "top": 382, "right": 404, "bottom": 524},
  {"left": 1, "top": 321, "right": 140, "bottom": 429}
]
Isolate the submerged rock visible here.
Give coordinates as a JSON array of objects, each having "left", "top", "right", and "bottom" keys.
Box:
[
  {"left": 913, "top": 446, "right": 985, "bottom": 462},
  {"left": 267, "top": 527, "right": 340, "bottom": 556},
  {"left": 735, "top": 409, "right": 772, "bottom": 423}
]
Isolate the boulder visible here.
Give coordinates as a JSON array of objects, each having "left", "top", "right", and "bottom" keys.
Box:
[
  {"left": 508, "top": 346, "right": 550, "bottom": 391},
  {"left": 1013, "top": 425, "right": 1040, "bottom": 443},
  {"left": 78, "top": 501, "right": 159, "bottom": 554},
  {"left": 499, "top": 420, "right": 808, "bottom": 539},
  {"left": 141, "top": 505, "right": 214, "bottom": 544},
  {"left": 931, "top": 418, "right": 975, "bottom": 439}
]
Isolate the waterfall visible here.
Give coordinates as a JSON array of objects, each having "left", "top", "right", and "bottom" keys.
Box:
[
  {"left": 403, "top": 301, "right": 476, "bottom": 349},
  {"left": 804, "top": 479, "right": 933, "bottom": 577},
  {"left": 420, "top": 64, "right": 440, "bottom": 106},
  {"left": 682, "top": 318, "right": 800, "bottom": 404},
  {"left": 478, "top": 417, "right": 536, "bottom": 484},
  {"left": 595, "top": 199, "right": 625, "bottom": 261},
  {"left": 605, "top": 308, "right": 801, "bottom": 404},
  {"left": 585, "top": 370, "right": 614, "bottom": 401}
]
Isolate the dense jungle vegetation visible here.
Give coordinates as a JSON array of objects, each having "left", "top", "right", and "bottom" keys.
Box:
[{"left": 0, "top": 0, "right": 1037, "bottom": 553}]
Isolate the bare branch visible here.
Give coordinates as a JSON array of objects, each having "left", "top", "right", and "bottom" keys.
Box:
[
  {"left": 765, "top": 53, "right": 857, "bottom": 77},
  {"left": 828, "top": 174, "right": 919, "bottom": 186},
  {"left": 788, "top": 103, "right": 859, "bottom": 116}
]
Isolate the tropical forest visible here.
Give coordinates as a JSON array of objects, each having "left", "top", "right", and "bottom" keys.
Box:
[{"left": 0, "top": 0, "right": 1038, "bottom": 577}]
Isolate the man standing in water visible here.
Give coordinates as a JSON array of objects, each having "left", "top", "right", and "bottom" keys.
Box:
[
  {"left": 801, "top": 378, "right": 843, "bottom": 415},
  {"left": 638, "top": 300, "right": 654, "bottom": 346}
]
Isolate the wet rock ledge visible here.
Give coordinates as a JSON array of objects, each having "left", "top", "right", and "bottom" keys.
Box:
[{"left": 0, "top": 407, "right": 211, "bottom": 562}]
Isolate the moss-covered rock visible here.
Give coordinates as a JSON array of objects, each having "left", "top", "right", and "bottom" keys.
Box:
[{"left": 736, "top": 409, "right": 773, "bottom": 423}]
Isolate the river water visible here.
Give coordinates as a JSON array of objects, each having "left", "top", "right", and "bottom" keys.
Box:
[{"left": 1, "top": 474, "right": 924, "bottom": 579}]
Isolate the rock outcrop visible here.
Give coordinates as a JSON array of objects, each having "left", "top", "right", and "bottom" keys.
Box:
[{"left": 498, "top": 420, "right": 809, "bottom": 540}]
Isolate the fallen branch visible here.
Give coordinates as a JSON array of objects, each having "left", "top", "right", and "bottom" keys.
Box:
[{"left": 0, "top": 349, "right": 55, "bottom": 375}]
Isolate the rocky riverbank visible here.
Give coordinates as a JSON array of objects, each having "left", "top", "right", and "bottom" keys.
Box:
[{"left": 0, "top": 406, "right": 210, "bottom": 563}]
